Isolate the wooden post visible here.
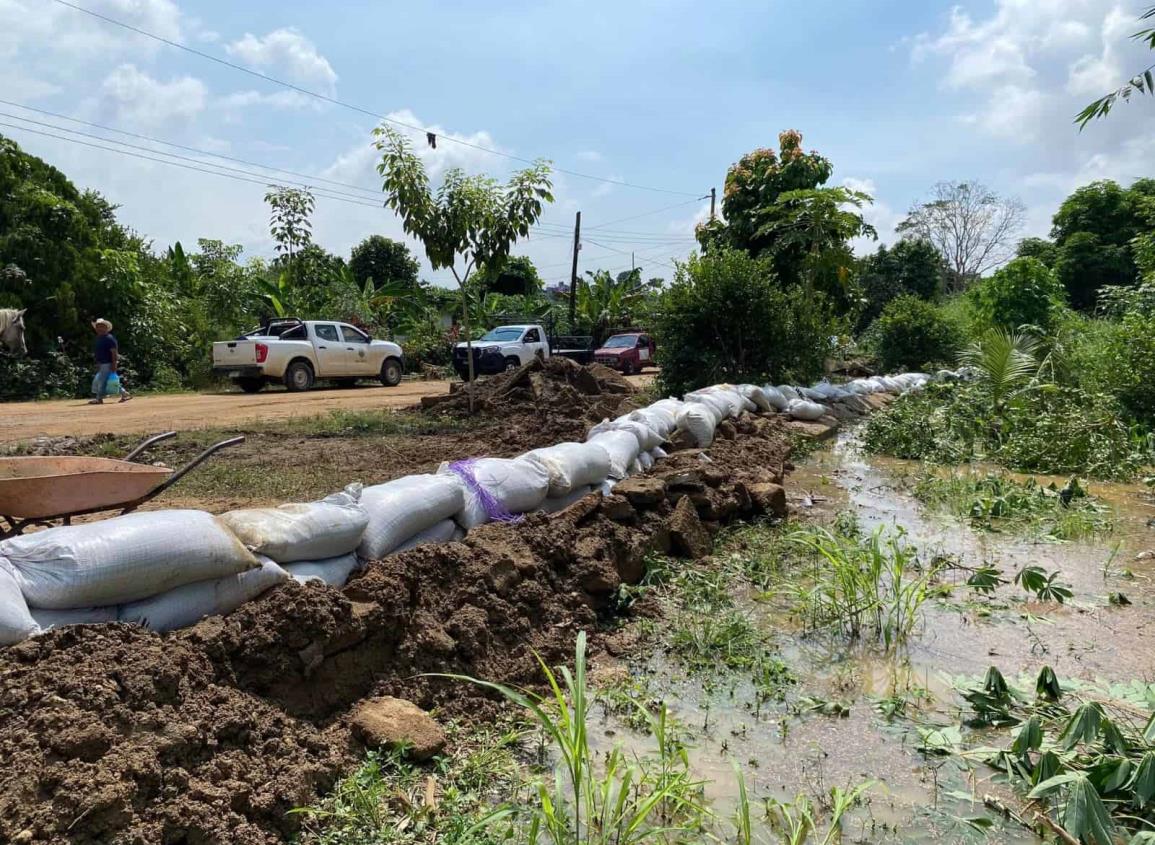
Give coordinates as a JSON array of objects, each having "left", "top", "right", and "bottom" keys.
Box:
[
  {"left": 568, "top": 210, "right": 581, "bottom": 328},
  {"left": 710, "top": 187, "right": 716, "bottom": 220}
]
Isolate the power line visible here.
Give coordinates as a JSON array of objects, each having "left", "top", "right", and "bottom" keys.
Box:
[
  {"left": 584, "top": 197, "right": 707, "bottom": 230},
  {"left": 51, "top": 0, "right": 703, "bottom": 198},
  {"left": 584, "top": 238, "right": 681, "bottom": 271}
]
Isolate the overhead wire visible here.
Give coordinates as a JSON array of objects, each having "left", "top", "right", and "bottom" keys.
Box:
[{"left": 50, "top": 0, "right": 704, "bottom": 198}]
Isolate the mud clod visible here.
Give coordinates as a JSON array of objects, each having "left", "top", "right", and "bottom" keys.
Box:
[
  {"left": 668, "top": 495, "right": 712, "bottom": 558},
  {"left": 350, "top": 697, "right": 446, "bottom": 761}
]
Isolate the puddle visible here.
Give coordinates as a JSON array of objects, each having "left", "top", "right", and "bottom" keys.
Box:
[{"left": 597, "top": 429, "right": 1155, "bottom": 842}]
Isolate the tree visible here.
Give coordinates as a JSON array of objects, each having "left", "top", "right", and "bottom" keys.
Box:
[
  {"left": 969, "top": 257, "right": 1068, "bottom": 332},
  {"left": 857, "top": 238, "right": 945, "bottom": 330},
  {"left": 897, "top": 181, "right": 1025, "bottom": 292},
  {"left": 473, "top": 254, "right": 543, "bottom": 296},
  {"left": 1049, "top": 179, "right": 1155, "bottom": 310},
  {"left": 1076, "top": 6, "right": 1155, "bottom": 127},
  {"left": 872, "top": 295, "right": 962, "bottom": 372},
  {"left": 264, "top": 186, "right": 314, "bottom": 265},
  {"left": 373, "top": 126, "right": 552, "bottom": 403},
  {"left": 348, "top": 235, "right": 419, "bottom": 289},
  {"left": 575, "top": 268, "right": 646, "bottom": 342},
  {"left": 1016, "top": 237, "right": 1058, "bottom": 267}
]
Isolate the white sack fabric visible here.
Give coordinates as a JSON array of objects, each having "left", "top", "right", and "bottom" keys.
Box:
[
  {"left": 285, "top": 553, "right": 362, "bottom": 587},
  {"left": 786, "top": 399, "right": 826, "bottom": 421},
  {"left": 588, "top": 418, "right": 663, "bottom": 452},
  {"left": 760, "top": 385, "right": 789, "bottom": 411},
  {"left": 120, "top": 556, "right": 289, "bottom": 633},
  {"left": 684, "top": 392, "right": 728, "bottom": 424},
  {"left": 1, "top": 510, "right": 259, "bottom": 610},
  {"left": 638, "top": 451, "right": 654, "bottom": 471},
  {"left": 440, "top": 457, "right": 551, "bottom": 530},
  {"left": 676, "top": 403, "right": 718, "bottom": 447},
  {"left": 736, "top": 384, "right": 772, "bottom": 412},
  {"left": 30, "top": 606, "right": 118, "bottom": 629},
  {"left": 629, "top": 406, "right": 677, "bottom": 438},
  {"left": 358, "top": 474, "right": 466, "bottom": 560},
  {"left": 0, "top": 561, "right": 39, "bottom": 645},
  {"left": 777, "top": 385, "right": 801, "bottom": 401},
  {"left": 587, "top": 430, "right": 642, "bottom": 480},
  {"left": 522, "top": 442, "right": 613, "bottom": 496},
  {"left": 392, "top": 519, "right": 463, "bottom": 553},
  {"left": 219, "top": 483, "right": 369, "bottom": 563}
]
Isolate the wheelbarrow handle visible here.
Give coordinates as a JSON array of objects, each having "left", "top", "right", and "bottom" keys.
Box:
[
  {"left": 151, "top": 436, "right": 246, "bottom": 497},
  {"left": 123, "top": 431, "right": 178, "bottom": 462}
]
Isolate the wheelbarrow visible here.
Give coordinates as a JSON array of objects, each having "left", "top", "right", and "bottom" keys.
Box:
[{"left": 0, "top": 431, "right": 245, "bottom": 538}]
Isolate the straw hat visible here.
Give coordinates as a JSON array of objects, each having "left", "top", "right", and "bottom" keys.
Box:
[{"left": 93, "top": 318, "right": 113, "bottom": 331}]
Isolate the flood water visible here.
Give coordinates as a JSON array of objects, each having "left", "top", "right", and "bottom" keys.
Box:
[{"left": 599, "top": 430, "right": 1155, "bottom": 843}]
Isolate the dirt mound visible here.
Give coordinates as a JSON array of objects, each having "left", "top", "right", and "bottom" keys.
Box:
[
  {"left": 420, "top": 357, "right": 639, "bottom": 446},
  {"left": 0, "top": 410, "right": 794, "bottom": 845}
]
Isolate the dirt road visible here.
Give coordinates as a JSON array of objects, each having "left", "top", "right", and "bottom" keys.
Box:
[{"left": 0, "top": 374, "right": 655, "bottom": 443}]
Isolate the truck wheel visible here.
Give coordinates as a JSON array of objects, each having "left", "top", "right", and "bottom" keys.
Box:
[
  {"left": 235, "top": 377, "right": 265, "bottom": 394},
  {"left": 284, "top": 360, "right": 315, "bottom": 392},
  {"left": 504, "top": 356, "right": 521, "bottom": 371},
  {"left": 379, "top": 357, "right": 403, "bottom": 387},
  {"left": 620, "top": 360, "right": 635, "bottom": 376}
]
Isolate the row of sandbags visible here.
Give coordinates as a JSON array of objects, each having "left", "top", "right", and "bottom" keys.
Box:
[{"left": 0, "top": 374, "right": 929, "bottom": 645}]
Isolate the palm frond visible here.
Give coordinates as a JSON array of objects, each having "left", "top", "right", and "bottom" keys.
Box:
[{"left": 959, "top": 328, "right": 1042, "bottom": 406}]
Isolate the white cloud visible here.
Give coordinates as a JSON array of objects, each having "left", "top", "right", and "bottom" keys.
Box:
[
  {"left": 592, "top": 177, "right": 621, "bottom": 198},
  {"left": 843, "top": 177, "right": 901, "bottom": 253},
  {"left": 225, "top": 28, "right": 337, "bottom": 94},
  {"left": 216, "top": 89, "right": 321, "bottom": 114},
  {"left": 97, "top": 64, "right": 207, "bottom": 128},
  {"left": 1065, "top": 5, "right": 1134, "bottom": 95},
  {"left": 963, "top": 84, "right": 1049, "bottom": 141},
  {"left": 0, "top": 0, "right": 184, "bottom": 62}
]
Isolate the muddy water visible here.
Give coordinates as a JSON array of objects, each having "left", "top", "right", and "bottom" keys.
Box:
[{"left": 600, "top": 430, "right": 1155, "bottom": 842}]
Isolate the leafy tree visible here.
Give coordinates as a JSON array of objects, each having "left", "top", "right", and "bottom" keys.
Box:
[
  {"left": 1076, "top": 6, "right": 1155, "bottom": 127},
  {"left": 872, "top": 295, "right": 962, "bottom": 372},
  {"left": 1049, "top": 179, "right": 1155, "bottom": 310},
  {"left": 1016, "top": 237, "right": 1058, "bottom": 267},
  {"left": 969, "top": 257, "right": 1068, "bottom": 332},
  {"left": 373, "top": 126, "right": 552, "bottom": 398},
  {"left": 575, "top": 268, "right": 647, "bottom": 342},
  {"left": 857, "top": 238, "right": 946, "bottom": 330},
  {"left": 653, "top": 248, "right": 835, "bottom": 396},
  {"left": 264, "top": 186, "right": 314, "bottom": 265},
  {"left": 473, "top": 254, "right": 543, "bottom": 296},
  {"left": 897, "top": 181, "right": 1025, "bottom": 292},
  {"left": 348, "top": 235, "right": 419, "bottom": 289}
]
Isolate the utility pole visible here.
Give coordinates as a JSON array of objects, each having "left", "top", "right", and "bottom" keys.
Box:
[
  {"left": 710, "top": 187, "right": 716, "bottom": 220},
  {"left": 568, "top": 210, "right": 581, "bottom": 327},
  {"left": 631, "top": 252, "right": 635, "bottom": 271}
]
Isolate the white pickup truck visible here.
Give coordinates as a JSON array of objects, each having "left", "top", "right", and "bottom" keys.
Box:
[
  {"left": 212, "top": 319, "right": 404, "bottom": 393},
  {"left": 451, "top": 324, "right": 550, "bottom": 379}
]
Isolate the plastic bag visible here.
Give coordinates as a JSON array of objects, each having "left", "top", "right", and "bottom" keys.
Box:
[
  {"left": 522, "top": 442, "right": 612, "bottom": 497},
  {"left": 30, "top": 605, "right": 118, "bottom": 630},
  {"left": 439, "top": 457, "right": 551, "bottom": 530},
  {"left": 358, "top": 474, "right": 466, "bottom": 559},
  {"left": 392, "top": 519, "right": 463, "bottom": 553},
  {"left": 219, "top": 483, "right": 368, "bottom": 563},
  {"left": 2, "top": 510, "right": 259, "bottom": 610},
  {"left": 675, "top": 403, "right": 718, "bottom": 447},
  {"left": 786, "top": 399, "right": 826, "bottom": 421},
  {"left": 284, "top": 553, "right": 362, "bottom": 588},
  {"left": 120, "top": 556, "right": 288, "bottom": 633},
  {"left": 540, "top": 485, "right": 596, "bottom": 513},
  {"left": 0, "top": 561, "right": 39, "bottom": 645},
  {"left": 587, "top": 430, "right": 642, "bottom": 480}
]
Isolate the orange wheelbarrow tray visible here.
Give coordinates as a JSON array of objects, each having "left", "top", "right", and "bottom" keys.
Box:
[{"left": 0, "top": 431, "right": 244, "bottom": 537}]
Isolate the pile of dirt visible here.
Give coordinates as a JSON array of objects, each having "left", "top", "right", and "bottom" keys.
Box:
[
  {"left": 0, "top": 409, "right": 794, "bottom": 845},
  {"left": 420, "top": 357, "right": 640, "bottom": 446}
]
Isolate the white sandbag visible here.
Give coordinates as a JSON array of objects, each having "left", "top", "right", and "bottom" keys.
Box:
[
  {"left": 392, "top": 518, "right": 463, "bottom": 553},
  {"left": 439, "top": 457, "right": 551, "bottom": 530},
  {"left": 284, "top": 553, "right": 362, "bottom": 587},
  {"left": 540, "top": 485, "right": 596, "bottom": 513},
  {"left": 649, "top": 446, "right": 668, "bottom": 461},
  {"left": 736, "top": 384, "right": 772, "bottom": 412},
  {"left": 716, "top": 385, "right": 757, "bottom": 413},
  {"left": 2, "top": 510, "right": 259, "bottom": 610},
  {"left": 786, "top": 399, "right": 827, "bottom": 421},
  {"left": 649, "top": 398, "right": 687, "bottom": 420},
  {"left": 685, "top": 392, "right": 729, "bottom": 424},
  {"left": 589, "top": 418, "right": 663, "bottom": 452},
  {"left": 798, "top": 387, "right": 828, "bottom": 403},
  {"left": 760, "top": 385, "right": 789, "bottom": 411},
  {"left": 777, "top": 384, "right": 801, "bottom": 401},
  {"left": 880, "top": 376, "right": 903, "bottom": 392},
  {"left": 629, "top": 407, "right": 676, "bottom": 438},
  {"left": 358, "top": 474, "right": 466, "bottom": 559},
  {"left": 588, "top": 430, "right": 642, "bottom": 480},
  {"left": 675, "top": 403, "right": 718, "bottom": 447},
  {"left": 0, "top": 561, "right": 39, "bottom": 645},
  {"left": 219, "top": 483, "right": 369, "bottom": 563},
  {"left": 30, "top": 606, "right": 118, "bottom": 630},
  {"left": 120, "top": 556, "right": 289, "bottom": 633},
  {"left": 599, "top": 479, "right": 618, "bottom": 496},
  {"left": 522, "top": 441, "right": 612, "bottom": 497},
  {"left": 638, "top": 450, "right": 654, "bottom": 471}
]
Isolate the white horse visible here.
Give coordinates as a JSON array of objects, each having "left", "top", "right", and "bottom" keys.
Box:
[{"left": 0, "top": 308, "right": 28, "bottom": 355}]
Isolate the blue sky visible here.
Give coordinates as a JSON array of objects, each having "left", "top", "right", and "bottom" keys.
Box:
[{"left": 2, "top": 0, "right": 1153, "bottom": 287}]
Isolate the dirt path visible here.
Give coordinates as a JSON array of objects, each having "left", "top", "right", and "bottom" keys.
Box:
[{"left": 0, "top": 374, "right": 655, "bottom": 443}]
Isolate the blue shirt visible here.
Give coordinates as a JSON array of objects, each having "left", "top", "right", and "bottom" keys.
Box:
[{"left": 94, "top": 333, "right": 118, "bottom": 364}]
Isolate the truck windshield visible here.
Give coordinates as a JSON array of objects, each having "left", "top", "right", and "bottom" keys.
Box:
[
  {"left": 602, "top": 335, "right": 637, "bottom": 348},
  {"left": 479, "top": 328, "right": 524, "bottom": 342}
]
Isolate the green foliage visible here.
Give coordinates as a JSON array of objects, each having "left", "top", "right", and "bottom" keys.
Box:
[
  {"left": 856, "top": 238, "right": 945, "bottom": 329},
  {"left": 871, "top": 295, "right": 962, "bottom": 371},
  {"left": 348, "top": 235, "right": 419, "bottom": 289},
  {"left": 1016, "top": 236, "right": 1059, "bottom": 266},
  {"left": 652, "top": 248, "right": 836, "bottom": 396},
  {"left": 264, "top": 186, "right": 314, "bottom": 261},
  {"left": 1076, "top": 5, "right": 1155, "bottom": 127},
  {"left": 958, "top": 328, "right": 1042, "bottom": 409},
  {"left": 473, "top": 254, "right": 542, "bottom": 297},
  {"left": 575, "top": 268, "right": 650, "bottom": 341},
  {"left": 969, "top": 257, "right": 1068, "bottom": 332},
  {"left": 1014, "top": 565, "right": 1074, "bottom": 603}
]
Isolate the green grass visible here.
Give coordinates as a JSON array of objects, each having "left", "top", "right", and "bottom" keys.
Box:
[{"left": 908, "top": 470, "right": 1113, "bottom": 542}]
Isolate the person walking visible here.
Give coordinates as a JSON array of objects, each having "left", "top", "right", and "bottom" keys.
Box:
[{"left": 89, "top": 318, "right": 131, "bottom": 404}]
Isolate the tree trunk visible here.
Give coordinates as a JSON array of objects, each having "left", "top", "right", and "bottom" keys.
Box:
[{"left": 459, "top": 278, "right": 476, "bottom": 415}]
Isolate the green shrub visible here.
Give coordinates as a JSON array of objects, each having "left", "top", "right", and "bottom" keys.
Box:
[
  {"left": 969, "top": 257, "right": 1067, "bottom": 332},
  {"left": 653, "top": 248, "right": 837, "bottom": 396},
  {"left": 871, "top": 295, "right": 962, "bottom": 372}
]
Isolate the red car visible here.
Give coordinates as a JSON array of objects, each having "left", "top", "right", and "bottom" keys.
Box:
[{"left": 594, "top": 332, "right": 656, "bottom": 375}]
